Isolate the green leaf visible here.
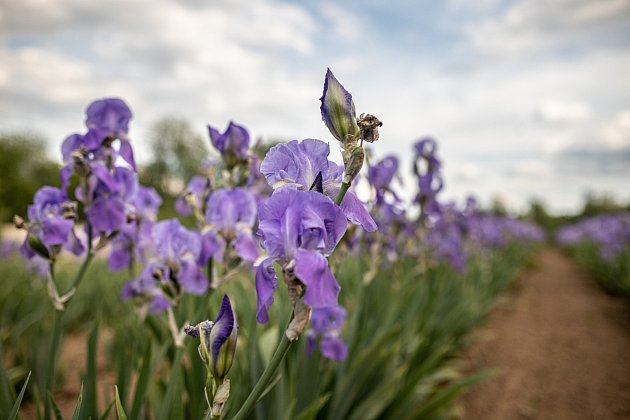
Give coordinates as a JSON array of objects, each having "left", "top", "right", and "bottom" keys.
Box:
[
  {"left": 115, "top": 386, "right": 128, "bottom": 420},
  {"left": 71, "top": 384, "right": 83, "bottom": 420},
  {"left": 294, "top": 393, "right": 331, "bottom": 420},
  {"left": 47, "top": 392, "right": 63, "bottom": 420},
  {"left": 157, "top": 348, "right": 184, "bottom": 420},
  {"left": 8, "top": 371, "right": 31, "bottom": 420},
  {"left": 99, "top": 400, "right": 114, "bottom": 420},
  {"left": 79, "top": 321, "right": 99, "bottom": 419},
  {"left": 130, "top": 341, "right": 152, "bottom": 420},
  {"left": 404, "top": 370, "right": 496, "bottom": 420}
]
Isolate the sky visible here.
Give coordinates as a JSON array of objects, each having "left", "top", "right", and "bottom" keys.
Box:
[{"left": 1, "top": 0, "right": 629, "bottom": 214}]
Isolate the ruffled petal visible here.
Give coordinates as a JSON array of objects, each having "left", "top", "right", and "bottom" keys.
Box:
[{"left": 294, "top": 249, "right": 339, "bottom": 308}]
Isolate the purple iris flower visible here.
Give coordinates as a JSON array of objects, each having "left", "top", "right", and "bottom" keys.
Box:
[
  {"left": 208, "top": 122, "right": 250, "bottom": 167},
  {"left": 21, "top": 186, "right": 84, "bottom": 259},
  {"left": 413, "top": 138, "right": 443, "bottom": 216},
  {"left": 86, "top": 98, "right": 132, "bottom": 139},
  {"left": 368, "top": 156, "right": 399, "bottom": 192},
  {"left": 255, "top": 188, "right": 347, "bottom": 323},
  {"left": 133, "top": 186, "right": 162, "bottom": 221},
  {"left": 307, "top": 305, "right": 348, "bottom": 361},
  {"left": 175, "top": 176, "right": 210, "bottom": 217},
  {"left": 60, "top": 99, "right": 136, "bottom": 192},
  {"left": 200, "top": 188, "right": 259, "bottom": 264},
  {"left": 85, "top": 166, "right": 139, "bottom": 234},
  {"left": 85, "top": 98, "right": 135, "bottom": 169},
  {"left": 107, "top": 186, "right": 162, "bottom": 272},
  {"left": 320, "top": 68, "right": 359, "bottom": 143},
  {"left": 260, "top": 139, "right": 377, "bottom": 232},
  {"left": 121, "top": 219, "right": 208, "bottom": 311}
]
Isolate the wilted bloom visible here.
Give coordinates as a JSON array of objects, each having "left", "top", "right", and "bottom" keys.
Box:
[
  {"left": 260, "top": 139, "right": 377, "bottom": 232},
  {"left": 320, "top": 68, "right": 359, "bottom": 144},
  {"left": 186, "top": 294, "right": 238, "bottom": 381},
  {"left": 20, "top": 186, "right": 84, "bottom": 259}
]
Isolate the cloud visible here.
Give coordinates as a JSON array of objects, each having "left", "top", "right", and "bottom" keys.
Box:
[
  {"left": 467, "top": 0, "right": 630, "bottom": 55},
  {"left": 536, "top": 100, "right": 592, "bottom": 124},
  {"left": 1, "top": 0, "right": 629, "bottom": 213},
  {"left": 0, "top": 0, "right": 322, "bottom": 158},
  {"left": 320, "top": 3, "right": 362, "bottom": 43}
]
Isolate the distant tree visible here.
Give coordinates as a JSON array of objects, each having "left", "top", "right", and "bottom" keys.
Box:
[
  {"left": 579, "top": 192, "right": 623, "bottom": 218},
  {"left": 0, "top": 133, "right": 60, "bottom": 224},
  {"left": 489, "top": 195, "right": 509, "bottom": 217},
  {"left": 141, "top": 117, "right": 209, "bottom": 194}
]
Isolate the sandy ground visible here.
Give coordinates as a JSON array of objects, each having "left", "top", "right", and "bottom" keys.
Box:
[{"left": 459, "top": 248, "right": 630, "bottom": 420}]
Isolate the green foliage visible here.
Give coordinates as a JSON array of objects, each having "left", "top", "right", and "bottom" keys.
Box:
[
  {"left": 565, "top": 243, "right": 630, "bottom": 300},
  {"left": 0, "top": 133, "right": 60, "bottom": 223},
  {"left": 0, "top": 244, "right": 538, "bottom": 418}
]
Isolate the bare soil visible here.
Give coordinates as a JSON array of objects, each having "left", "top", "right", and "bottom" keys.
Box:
[{"left": 459, "top": 248, "right": 630, "bottom": 419}]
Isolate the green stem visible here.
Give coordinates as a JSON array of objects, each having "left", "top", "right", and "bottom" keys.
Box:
[
  {"left": 71, "top": 225, "right": 94, "bottom": 291},
  {"left": 204, "top": 372, "right": 213, "bottom": 420},
  {"left": 70, "top": 251, "right": 95, "bottom": 291},
  {"left": 232, "top": 333, "right": 293, "bottom": 420},
  {"left": 43, "top": 226, "right": 96, "bottom": 420},
  {"left": 43, "top": 310, "right": 63, "bottom": 420},
  {"left": 335, "top": 182, "right": 351, "bottom": 206}
]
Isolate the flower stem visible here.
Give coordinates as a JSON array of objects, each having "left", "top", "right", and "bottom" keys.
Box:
[
  {"left": 43, "top": 309, "right": 63, "bottom": 420},
  {"left": 70, "top": 251, "right": 95, "bottom": 291},
  {"left": 335, "top": 182, "right": 351, "bottom": 205},
  {"left": 71, "top": 224, "right": 94, "bottom": 291},
  {"left": 232, "top": 333, "right": 292, "bottom": 420},
  {"left": 43, "top": 228, "right": 96, "bottom": 420}
]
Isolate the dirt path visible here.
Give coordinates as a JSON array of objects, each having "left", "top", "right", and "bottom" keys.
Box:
[{"left": 459, "top": 248, "right": 630, "bottom": 420}]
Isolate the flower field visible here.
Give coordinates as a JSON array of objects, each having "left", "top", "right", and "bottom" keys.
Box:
[
  {"left": 9, "top": 69, "right": 628, "bottom": 420},
  {"left": 557, "top": 213, "right": 630, "bottom": 299}
]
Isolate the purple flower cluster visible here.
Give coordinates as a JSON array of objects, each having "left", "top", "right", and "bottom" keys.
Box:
[
  {"left": 20, "top": 187, "right": 84, "bottom": 260},
  {"left": 121, "top": 218, "right": 208, "bottom": 313},
  {"left": 413, "top": 138, "right": 443, "bottom": 216},
  {"left": 255, "top": 188, "right": 349, "bottom": 360},
  {"left": 260, "top": 139, "right": 376, "bottom": 232},
  {"left": 557, "top": 213, "right": 630, "bottom": 262}
]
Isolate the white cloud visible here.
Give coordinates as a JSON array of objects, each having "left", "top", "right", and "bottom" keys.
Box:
[
  {"left": 467, "top": 0, "right": 630, "bottom": 55},
  {"left": 1, "top": 0, "right": 629, "bottom": 212},
  {"left": 536, "top": 100, "right": 592, "bottom": 124},
  {"left": 320, "top": 3, "right": 362, "bottom": 42},
  {"left": 0, "top": 0, "right": 322, "bottom": 158}
]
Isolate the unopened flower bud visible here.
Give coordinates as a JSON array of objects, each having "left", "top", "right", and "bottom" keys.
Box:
[
  {"left": 320, "top": 69, "right": 359, "bottom": 143},
  {"left": 27, "top": 234, "right": 51, "bottom": 260},
  {"left": 187, "top": 295, "right": 238, "bottom": 381}
]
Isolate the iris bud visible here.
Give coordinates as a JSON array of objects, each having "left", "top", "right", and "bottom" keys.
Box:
[
  {"left": 320, "top": 69, "right": 359, "bottom": 144},
  {"left": 186, "top": 294, "right": 238, "bottom": 381},
  {"left": 27, "top": 234, "right": 51, "bottom": 260}
]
